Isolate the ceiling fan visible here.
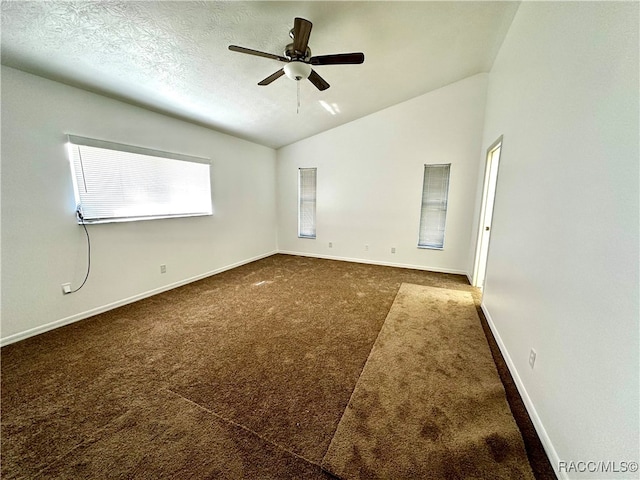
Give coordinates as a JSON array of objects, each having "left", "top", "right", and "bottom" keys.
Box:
[{"left": 229, "top": 17, "right": 364, "bottom": 91}]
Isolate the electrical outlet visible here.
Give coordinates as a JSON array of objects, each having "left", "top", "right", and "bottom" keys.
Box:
[
  {"left": 61, "top": 283, "right": 71, "bottom": 295},
  {"left": 328, "top": 242, "right": 333, "bottom": 248},
  {"left": 391, "top": 247, "right": 396, "bottom": 254},
  {"left": 160, "top": 264, "right": 167, "bottom": 274},
  {"left": 529, "top": 349, "right": 537, "bottom": 369}
]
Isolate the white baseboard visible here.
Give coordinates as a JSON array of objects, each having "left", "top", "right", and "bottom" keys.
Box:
[
  {"left": 0, "top": 251, "right": 278, "bottom": 347},
  {"left": 480, "top": 302, "right": 565, "bottom": 480},
  {"left": 277, "top": 250, "right": 468, "bottom": 276}
]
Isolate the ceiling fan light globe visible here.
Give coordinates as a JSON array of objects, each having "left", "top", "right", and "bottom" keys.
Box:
[{"left": 284, "top": 61, "right": 311, "bottom": 81}]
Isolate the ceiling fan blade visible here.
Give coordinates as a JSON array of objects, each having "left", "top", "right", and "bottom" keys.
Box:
[
  {"left": 229, "top": 45, "right": 288, "bottom": 62},
  {"left": 292, "top": 17, "right": 313, "bottom": 56},
  {"left": 308, "top": 69, "right": 330, "bottom": 91},
  {"left": 310, "top": 52, "right": 365, "bottom": 66},
  {"left": 258, "top": 69, "right": 285, "bottom": 86}
]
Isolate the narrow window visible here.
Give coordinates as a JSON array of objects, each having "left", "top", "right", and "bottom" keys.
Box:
[
  {"left": 418, "top": 164, "right": 451, "bottom": 249},
  {"left": 298, "top": 168, "right": 317, "bottom": 238},
  {"left": 67, "top": 135, "right": 212, "bottom": 224}
]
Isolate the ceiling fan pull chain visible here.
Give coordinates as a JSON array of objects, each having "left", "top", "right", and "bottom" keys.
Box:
[{"left": 297, "top": 81, "right": 301, "bottom": 114}]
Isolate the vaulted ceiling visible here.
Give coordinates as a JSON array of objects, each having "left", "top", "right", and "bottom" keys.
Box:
[{"left": 1, "top": 1, "right": 519, "bottom": 148}]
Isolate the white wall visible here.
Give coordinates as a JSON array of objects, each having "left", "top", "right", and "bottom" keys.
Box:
[
  {"left": 479, "top": 3, "right": 639, "bottom": 478},
  {"left": 277, "top": 74, "right": 488, "bottom": 274},
  {"left": 1, "top": 66, "right": 277, "bottom": 345}
]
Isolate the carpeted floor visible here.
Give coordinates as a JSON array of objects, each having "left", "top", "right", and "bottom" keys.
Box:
[
  {"left": 1, "top": 254, "right": 555, "bottom": 479},
  {"left": 322, "top": 284, "right": 533, "bottom": 479}
]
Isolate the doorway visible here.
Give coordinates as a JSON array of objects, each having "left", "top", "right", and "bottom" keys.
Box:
[{"left": 472, "top": 136, "right": 502, "bottom": 289}]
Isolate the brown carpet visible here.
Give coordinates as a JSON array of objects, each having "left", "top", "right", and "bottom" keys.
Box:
[
  {"left": 322, "top": 284, "right": 534, "bottom": 479},
  {"left": 1, "top": 254, "right": 554, "bottom": 479}
]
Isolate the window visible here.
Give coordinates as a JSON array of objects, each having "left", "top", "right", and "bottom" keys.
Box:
[
  {"left": 298, "top": 168, "right": 317, "bottom": 238},
  {"left": 67, "top": 135, "right": 212, "bottom": 224},
  {"left": 418, "top": 164, "right": 451, "bottom": 249}
]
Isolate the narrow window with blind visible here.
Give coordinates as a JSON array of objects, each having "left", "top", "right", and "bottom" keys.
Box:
[
  {"left": 418, "top": 164, "right": 451, "bottom": 249},
  {"left": 298, "top": 168, "right": 317, "bottom": 238},
  {"left": 67, "top": 135, "right": 212, "bottom": 224}
]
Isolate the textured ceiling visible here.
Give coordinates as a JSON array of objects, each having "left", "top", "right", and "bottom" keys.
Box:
[{"left": 1, "top": 1, "right": 519, "bottom": 149}]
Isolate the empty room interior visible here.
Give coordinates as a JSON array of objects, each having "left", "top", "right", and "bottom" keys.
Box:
[{"left": 1, "top": 2, "right": 638, "bottom": 480}]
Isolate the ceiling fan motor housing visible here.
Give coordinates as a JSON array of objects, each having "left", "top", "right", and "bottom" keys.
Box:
[{"left": 285, "top": 42, "right": 312, "bottom": 61}]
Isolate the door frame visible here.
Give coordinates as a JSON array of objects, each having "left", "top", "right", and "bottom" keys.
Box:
[{"left": 472, "top": 136, "right": 503, "bottom": 288}]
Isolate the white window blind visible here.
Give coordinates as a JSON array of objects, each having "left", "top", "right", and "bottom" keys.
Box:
[
  {"left": 67, "top": 135, "right": 212, "bottom": 224},
  {"left": 418, "top": 164, "right": 451, "bottom": 249},
  {"left": 298, "top": 168, "right": 317, "bottom": 238}
]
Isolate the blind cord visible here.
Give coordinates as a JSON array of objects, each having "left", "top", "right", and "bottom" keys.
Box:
[{"left": 69, "top": 207, "right": 91, "bottom": 293}]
